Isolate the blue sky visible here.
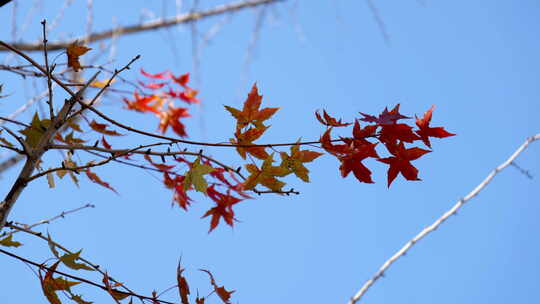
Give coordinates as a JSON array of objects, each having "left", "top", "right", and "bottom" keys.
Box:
[{"left": 0, "top": 1, "right": 539, "bottom": 303}]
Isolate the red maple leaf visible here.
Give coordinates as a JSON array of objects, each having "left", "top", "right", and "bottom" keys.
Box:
[
  {"left": 86, "top": 168, "right": 118, "bottom": 193},
  {"left": 339, "top": 141, "right": 379, "bottom": 183},
  {"left": 123, "top": 92, "right": 162, "bottom": 114},
  {"left": 321, "top": 128, "right": 379, "bottom": 183},
  {"left": 138, "top": 80, "right": 166, "bottom": 90},
  {"left": 177, "top": 260, "right": 190, "bottom": 304},
  {"left": 144, "top": 154, "right": 175, "bottom": 172},
  {"left": 320, "top": 128, "right": 351, "bottom": 156},
  {"left": 352, "top": 120, "right": 378, "bottom": 143},
  {"left": 205, "top": 163, "right": 251, "bottom": 199},
  {"left": 179, "top": 88, "right": 200, "bottom": 104},
  {"left": 199, "top": 269, "right": 235, "bottom": 304},
  {"left": 415, "top": 105, "right": 456, "bottom": 148},
  {"left": 377, "top": 141, "right": 431, "bottom": 187},
  {"left": 101, "top": 136, "right": 112, "bottom": 149},
  {"left": 89, "top": 120, "right": 123, "bottom": 136},
  {"left": 202, "top": 186, "right": 242, "bottom": 232},
  {"left": 359, "top": 104, "right": 410, "bottom": 125},
  {"left": 164, "top": 172, "right": 192, "bottom": 210},
  {"left": 378, "top": 123, "right": 420, "bottom": 144},
  {"left": 159, "top": 106, "right": 190, "bottom": 137},
  {"left": 315, "top": 110, "right": 352, "bottom": 127},
  {"left": 140, "top": 68, "right": 171, "bottom": 80},
  {"left": 172, "top": 73, "right": 190, "bottom": 88}
]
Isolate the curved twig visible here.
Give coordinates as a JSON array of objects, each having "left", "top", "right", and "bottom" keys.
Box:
[
  {"left": 0, "top": 203, "right": 94, "bottom": 238},
  {"left": 349, "top": 133, "right": 540, "bottom": 304}
]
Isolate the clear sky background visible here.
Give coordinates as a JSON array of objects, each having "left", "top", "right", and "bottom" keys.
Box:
[{"left": 1, "top": 1, "right": 539, "bottom": 303}]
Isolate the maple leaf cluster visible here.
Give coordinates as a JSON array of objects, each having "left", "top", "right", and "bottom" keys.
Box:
[
  {"left": 153, "top": 154, "right": 250, "bottom": 232},
  {"left": 224, "top": 84, "right": 323, "bottom": 193},
  {"left": 5, "top": 228, "right": 234, "bottom": 304},
  {"left": 317, "top": 105, "right": 455, "bottom": 186},
  {"left": 122, "top": 68, "right": 200, "bottom": 138}
]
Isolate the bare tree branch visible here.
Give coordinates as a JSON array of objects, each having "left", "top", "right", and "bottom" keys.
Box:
[
  {"left": 0, "top": 154, "right": 24, "bottom": 175},
  {"left": 0, "top": 0, "right": 13, "bottom": 8},
  {"left": 349, "top": 133, "right": 540, "bottom": 304},
  {"left": 0, "top": 73, "right": 97, "bottom": 231},
  {"left": 365, "top": 0, "right": 390, "bottom": 46},
  {"left": 0, "top": 0, "right": 284, "bottom": 52}
]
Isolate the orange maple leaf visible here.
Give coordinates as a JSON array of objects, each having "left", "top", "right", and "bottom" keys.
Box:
[
  {"left": 39, "top": 261, "right": 62, "bottom": 304},
  {"left": 230, "top": 127, "right": 269, "bottom": 160},
  {"left": 415, "top": 105, "right": 456, "bottom": 148},
  {"left": 123, "top": 92, "right": 163, "bottom": 114},
  {"left": 224, "top": 83, "right": 279, "bottom": 130},
  {"left": 89, "top": 120, "right": 123, "bottom": 136},
  {"left": 66, "top": 42, "right": 91, "bottom": 72},
  {"left": 179, "top": 87, "right": 200, "bottom": 104},
  {"left": 85, "top": 168, "right": 117, "bottom": 193},
  {"left": 159, "top": 106, "right": 190, "bottom": 137},
  {"left": 172, "top": 73, "right": 190, "bottom": 87}
]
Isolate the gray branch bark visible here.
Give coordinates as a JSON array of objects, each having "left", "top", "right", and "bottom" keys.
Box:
[{"left": 0, "top": 0, "right": 282, "bottom": 52}]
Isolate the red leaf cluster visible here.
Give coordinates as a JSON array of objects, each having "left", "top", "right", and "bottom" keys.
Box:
[
  {"left": 143, "top": 154, "right": 249, "bottom": 232},
  {"left": 318, "top": 104, "right": 455, "bottom": 186},
  {"left": 121, "top": 69, "right": 200, "bottom": 138}
]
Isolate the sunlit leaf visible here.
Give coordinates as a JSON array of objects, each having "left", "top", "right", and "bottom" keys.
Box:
[
  {"left": 183, "top": 157, "right": 214, "bottom": 193},
  {"left": 0, "top": 234, "right": 22, "bottom": 247},
  {"left": 59, "top": 250, "right": 94, "bottom": 271}
]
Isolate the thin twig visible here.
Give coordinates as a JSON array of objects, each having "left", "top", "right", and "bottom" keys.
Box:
[
  {"left": 242, "top": 5, "right": 267, "bottom": 84},
  {"left": 4, "top": 223, "right": 140, "bottom": 298},
  {"left": 28, "top": 141, "right": 165, "bottom": 182},
  {"left": 0, "top": 247, "right": 176, "bottom": 304},
  {"left": 364, "top": 0, "right": 391, "bottom": 46},
  {"left": 0, "top": 117, "right": 30, "bottom": 128},
  {"left": 510, "top": 161, "right": 533, "bottom": 179},
  {"left": 1, "top": 126, "right": 30, "bottom": 155},
  {"left": 349, "top": 133, "right": 540, "bottom": 304},
  {"left": 48, "top": 143, "right": 297, "bottom": 195},
  {"left": 0, "top": 89, "right": 51, "bottom": 127},
  {"left": 40, "top": 19, "right": 55, "bottom": 119},
  {"left": 0, "top": 40, "right": 76, "bottom": 97},
  {"left": 0, "top": 154, "right": 24, "bottom": 175},
  {"left": 68, "top": 55, "right": 140, "bottom": 119},
  {"left": 0, "top": 203, "right": 95, "bottom": 238}
]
